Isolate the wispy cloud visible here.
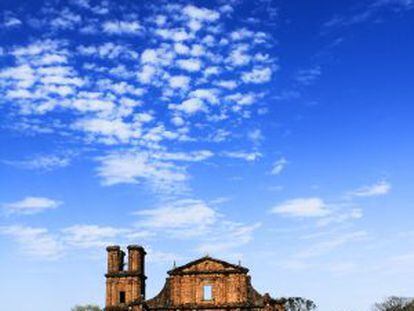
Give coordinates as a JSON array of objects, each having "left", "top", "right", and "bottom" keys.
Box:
[
  {"left": 270, "top": 157, "right": 288, "bottom": 175},
  {"left": 348, "top": 180, "right": 391, "bottom": 197},
  {"left": 316, "top": 208, "right": 363, "bottom": 227},
  {"left": 296, "top": 230, "right": 368, "bottom": 259},
  {"left": 3, "top": 153, "right": 72, "bottom": 171},
  {"left": 134, "top": 198, "right": 260, "bottom": 255},
  {"left": 322, "top": 0, "right": 414, "bottom": 32},
  {"left": 0, "top": 225, "right": 64, "bottom": 259},
  {"left": 271, "top": 197, "right": 331, "bottom": 218},
  {"left": 295, "top": 66, "right": 321, "bottom": 85},
  {"left": 96, "top": 150, "right": 212, "bottom": 193},
  {"left": 62, "top": 225, "right": 133, "bottom": 249},
  {"left": 2, "top": 197, "right": 62, "bottom": 215},
  {"left": 222, "top": 150, "right": 262, "bottom": 161},
  {"left": 135, "top": 199, "right": 218, "bottom": 237}
]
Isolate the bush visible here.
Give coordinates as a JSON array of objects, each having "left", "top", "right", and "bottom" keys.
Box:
[{"left": 71, "top": 304, "right": 102, "bottom": 311}]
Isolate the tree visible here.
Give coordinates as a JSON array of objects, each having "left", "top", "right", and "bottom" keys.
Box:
[
  {"left": 373, "top": 296, "right": 414, "bottom": 311},
  {"left": 71, "top": 304, "right": 102, "bottom": 311},
  {"left": 283, "top": 297, "right": 317, "bottom": 311}
]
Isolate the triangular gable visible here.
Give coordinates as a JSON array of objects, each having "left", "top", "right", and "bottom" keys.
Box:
[{"left": 168, "top": 256, "right": 249, "bottom": 275}]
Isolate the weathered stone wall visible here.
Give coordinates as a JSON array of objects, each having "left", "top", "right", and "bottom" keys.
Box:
[
  {"left": 169, "top": 272, "right": 249, "bottom": 305},
  {"left": 106, "top": 275, "right": 144, "bottom": 306},
  {"left": 167, "top": 258, "right": 249, "bottom": 306}
]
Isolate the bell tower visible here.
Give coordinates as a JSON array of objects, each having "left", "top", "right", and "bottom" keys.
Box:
[{"left": 105, "top": 245, "right": 146, "bottom": 310}]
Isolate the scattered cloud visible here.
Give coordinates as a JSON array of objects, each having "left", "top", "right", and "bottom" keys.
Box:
[
  {"left": 133, "top": 198, "right": 260, "bottom": 255},
  {"left": 242, "top": 67, "right": 273, "bottom": 84},
  {"left": 96, "top": 150, "right": 188, "bottom": 193},
  {"left": 2, "top": 197, "right": 62, "bottom": 215},
  {"left": 222, "top": 151, "right": 262, "bottom": 161},
  {"left": 62, "top": 225, "right": 129, "bottom": 249},
  {"left": 0, "top": 225, "right": 63, "bottom": 259},
  {"left": 196, "top": 221, "right": 261, "bottom": 255},
  {"left": 295, "top": 230, "right": 368, "bottom": 258},
  {"left": 135, "top": 199, "right": 218, "bottom": 237},
  {"left": 349, "top": 180, "right": 391, "bottom": 197},
  {"left": 0, "top": 2, "right": 276, "bottom": 202},
  {"left": 322, "top": 0, "right": 414, "bottom": 33},
  {"left": 271, "top": 197, "right": 331, "bottom": 218},
  {"left": 270, "top": 157, "right": 288, "bottom": 175},
  {"left": 102, "top": 20, "right": 142, "bottom": 35},
  {"left": 316, "top": 208, "right": 363, "bottom": 227},
  {"left": 295, "top": 66, "right": 321, "bottom": 85},
  {"left": 3, "top": 154, "right": 72, "bottom": 171},
  {"left": 247, "top": 129, "right": 264, "bottom": 144}
]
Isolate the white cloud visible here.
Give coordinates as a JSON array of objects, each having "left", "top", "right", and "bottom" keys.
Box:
[
  {"left": 189, "top": 88, "right": 219, "bottom": 104},
  {"left": 35, "top": 53, "right": 68, "bottom": 66},
  {"left": 169, "top": 75, "right": 190, "bottom": 89},
  {"left": 230, "top": 28, "right": 255, "bottom": 41},
  {"left": 349, "top": 180, "right": 391, "bottom": 197},
  {"left": 0, "top": 64, "right": 36, "bottom": 88},
  {"left": 296, "top": 231, "right": 368, "bottom": 258},
  {"left": 140, "top": 49, "right": 158, "bottom": 63},
  {"left": 271, "top": 197, "right": 331, "bottom": 218},
  {"left": 136, "top": 199, "right": 218, "bottom": 232},
  {"left": 169, "top": 98, "right": 206, "bottom": 115},
  {"left": 295, "top": 66, "right": 321, "bottom": 85},
  {"left": 171, "top": 116, "right": 185, "bottom": 127},
  {"left": 174, "top": 43, "right": 190, "bottom": 55},
  {"left": 137, "top": 65, "right": 157, "bottom": 84},
  {"left": 247, "top": 129, "right": 263, "bottom": 143},
  {"left": 225, "top": 92, "right": 258, "bottom": 106},
  {"left": 176, "top": 58, "right": 202, "bottom": 72},
  {"left": 0, "top": 1, "right": 276, "bottom": 201},
  {"left": 50, "top": 8, "right": 81, "bottom": 30},
  {"left": 134, "top": 197, "right": 260, "bottom": 254},
  {"left": 155, "top": 28, "right": 193, "bottom": 42},
  {"left": 61, "top": 225, "right": 124, "bottom": 248},
  {"left": 3, "top": 154, "right": 71, "bottom": 171},
  {"left": 0, "top": 225, "right": 63, "bottom": 259},
  {"left": 197, "top": 221, "right": 261, "bottom": 254},
  {"left": 226, "top": 44, "right": 251, "bottom": 67},
  {"left": 96, "top": 150, "right": 188, "bottom": 193},
  {"left": 183, "top": 5, "right": 220, "bottom": 22},
  {"left": 75, "top": 117, "right": 141, "bottom": 144},
  {"left": 2, "top": 197, "right": 62, "bottom": 215},
  {"left": 153, "top": 150, "right": 213, "bottom": 162},
  {"left": 222, "top": 151, "right": 262, "bottom": 161},
  {"left": 242, "top": 67, "right": 272, "bottom": 84},
  {"left": 317, "top": 208, "right": 363, "bottom": 227},
  {"left": 4, "top": 16, "right": 22, "bottom": 28},
  {"left": 102, "top": 20, "right": 142, "bottom": 35},
  {"left": 215, "top": 80, "right": 238, "bottom": 90},
  {"left": 271, "top": 157, "right": 288, "bottom": 175},
  {"left": 219, "top": 5, "right": 234, "bottom": 14}
]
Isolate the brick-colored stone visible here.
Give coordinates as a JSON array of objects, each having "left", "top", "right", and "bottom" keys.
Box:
[{"left": 105, "top": 245, "right": 284, "bottom": 311}]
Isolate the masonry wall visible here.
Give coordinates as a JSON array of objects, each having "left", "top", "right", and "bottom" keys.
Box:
[
  {"left": 169, "top": 272, "right": 249, "bottom": 306},
  {"left": 106, "top": 276, "right": 144, "bottom": 306}
]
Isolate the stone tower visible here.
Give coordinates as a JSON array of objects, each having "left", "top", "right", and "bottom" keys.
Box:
[{"left": 105, "top": 245, "right": 146, "bottom": 310}]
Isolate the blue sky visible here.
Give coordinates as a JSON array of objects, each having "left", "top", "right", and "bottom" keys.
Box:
[{"left": 0, "top": 0, "right": 413, "bottom": 310}]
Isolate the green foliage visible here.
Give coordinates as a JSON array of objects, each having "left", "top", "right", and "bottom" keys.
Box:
[
  {"left": 373, "top": 296, "right": 414, "bottom": 311},
  {"left": 71, "top": 304, "right": 102, "bottom": 311}
]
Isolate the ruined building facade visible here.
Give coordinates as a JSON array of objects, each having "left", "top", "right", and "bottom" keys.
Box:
[{"left": 105, "top": 245, "right": 285, "bottom": 311}]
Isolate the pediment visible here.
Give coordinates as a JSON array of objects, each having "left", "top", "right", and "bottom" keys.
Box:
[{"left": 168, "top": 256, "right": 248, "bottom": 275}]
